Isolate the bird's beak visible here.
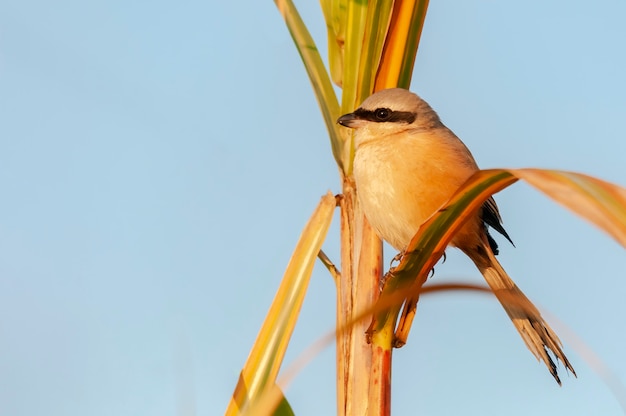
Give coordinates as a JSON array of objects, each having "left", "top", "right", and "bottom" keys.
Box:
[{"left": 337, "top": 112, "right": 365, "bottom": 128}]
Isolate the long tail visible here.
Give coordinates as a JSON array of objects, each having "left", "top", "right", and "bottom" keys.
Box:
[{"left": 463, "top": 242, "right": 576, "bottom": 385}]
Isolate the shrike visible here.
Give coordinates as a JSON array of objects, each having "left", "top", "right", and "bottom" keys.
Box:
[{"left": 338, "top": 88, "right": 575, "bottom": 384}]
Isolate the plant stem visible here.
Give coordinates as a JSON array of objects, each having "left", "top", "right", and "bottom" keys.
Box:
[{"left": 337, "top": 177, "right": 390, "bottom": 416}]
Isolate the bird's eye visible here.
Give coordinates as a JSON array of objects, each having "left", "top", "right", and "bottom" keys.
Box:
[{"left": 375, "top": 108, "right": 391, "bottom": 121}]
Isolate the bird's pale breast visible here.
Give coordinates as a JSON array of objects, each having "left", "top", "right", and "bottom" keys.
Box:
[{"left": 353, "top": 129, "right": 479, "bottom": 250}]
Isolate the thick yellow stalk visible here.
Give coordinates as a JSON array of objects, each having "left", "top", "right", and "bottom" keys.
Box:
[{"left": 336, "top": 178, "right": 384, "bottom": 415}]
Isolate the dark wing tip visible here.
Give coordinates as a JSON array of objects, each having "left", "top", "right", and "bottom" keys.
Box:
[{"left": 481, "top": 198, "right": 515, "bottom": 250}]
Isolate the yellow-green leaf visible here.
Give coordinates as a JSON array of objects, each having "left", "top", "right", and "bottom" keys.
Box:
[
  {"left": 226, "top": 192, "right": 336, "bottom": 415},
  {"left": 274, "top": 0, "right": 343, "bottom": 171}
]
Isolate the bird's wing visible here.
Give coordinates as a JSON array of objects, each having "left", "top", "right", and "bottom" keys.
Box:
[{"left": 481, "top": 197, "right": 515, "bottom": 253}]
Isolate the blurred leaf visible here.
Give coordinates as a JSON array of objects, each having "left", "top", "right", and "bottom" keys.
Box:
[
  {"left": 226, "top": 192, "right": 336, "bottom": 415},
  {"left": 422, "top": 283, "right": 626, "bottom": 412},
  {"left": 513, "top": 169, "right": 626, "bottom": 247}
]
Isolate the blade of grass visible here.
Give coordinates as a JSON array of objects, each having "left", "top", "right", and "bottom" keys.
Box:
[
  {"left": 355, "top": 0, "right": 395, "bottom": 99},
  {"left": 225, "top": 192, "right": 336, "bottom": 415},
  {"left": 375, "top": 0, "right": 430, "bottom": 90},
  {"left": 339, "top": 0, "right": 369, "bottom": 114},
  {"left": 320, "top": 0, "right": 347, "bottom": 87},
  {"left": 275, "top": 0, "right": 344, "bottom": 171}
]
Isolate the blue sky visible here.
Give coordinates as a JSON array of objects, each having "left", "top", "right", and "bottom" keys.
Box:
[{"left": 1, "top": 1, "right": 625, "bottom": 415}]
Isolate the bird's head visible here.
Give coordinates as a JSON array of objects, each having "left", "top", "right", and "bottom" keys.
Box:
[{"left": 337, "top": 88, "right": 442, "bottom": 148}]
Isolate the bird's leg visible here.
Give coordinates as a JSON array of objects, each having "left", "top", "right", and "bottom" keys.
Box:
[
  {"left": 389, "top": 250, "right": 404, "bottom": 269},
  {"left": 379, "top": 250, "right": 405, "bottom": 292},
  {"left": 378, "top": 268, "right": 396, "bottom": 292}
]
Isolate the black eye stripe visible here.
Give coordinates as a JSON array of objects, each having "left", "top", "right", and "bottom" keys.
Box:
[{"left": 353, "top": 107, "right": 416, "bottom": 124}]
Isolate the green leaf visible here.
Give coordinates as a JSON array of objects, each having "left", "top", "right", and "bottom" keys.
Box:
[{"left": 275, "top": 0, "right": 344, "bottom": 171}]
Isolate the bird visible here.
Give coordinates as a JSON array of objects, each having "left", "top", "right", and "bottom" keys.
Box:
[{"left": 337, "top": 88, "right": 575, "bottom": 384}]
